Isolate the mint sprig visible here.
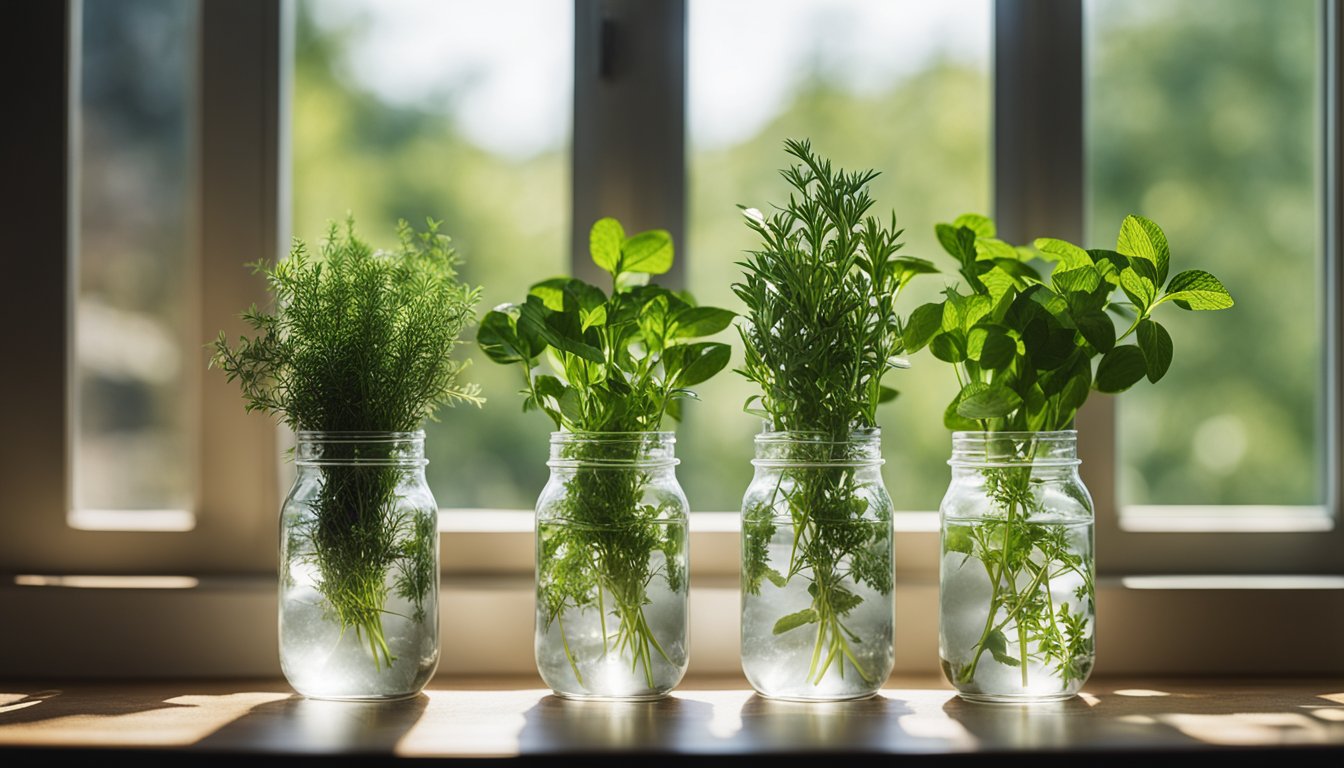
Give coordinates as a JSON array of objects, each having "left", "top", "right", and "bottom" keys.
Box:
[{"left": 908, "top": 213, "right": 1234, "bottom": 432}]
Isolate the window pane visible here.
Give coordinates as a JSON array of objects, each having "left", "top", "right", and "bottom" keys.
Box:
[
  {"left": 292, "top": 0, "right": 572, "bottom": 509},
  {"left": 1085, "top": 0, "right": 1324, "bottom": 514},
  {"left": 683, "top": 0, "right": 993, "bottom": 512},
  {"left": 73, "top": 0, "right": 199, "bottom": 525}
]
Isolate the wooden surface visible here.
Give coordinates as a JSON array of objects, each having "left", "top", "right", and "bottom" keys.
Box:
[{"left": 3, "top": 675, "right": 1344, "bottom": 765}]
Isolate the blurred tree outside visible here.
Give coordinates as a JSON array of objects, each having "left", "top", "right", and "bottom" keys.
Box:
[{"left": 1088, "top": 0, "right": 1321, "bottom": 509}]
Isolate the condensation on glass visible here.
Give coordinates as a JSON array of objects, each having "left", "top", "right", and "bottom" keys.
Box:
[
  {"left": 683, "top": 0, "right": 993, "bottom": 513},
  {"left": 292, "top": 0, "right": 574, "bottom": 511},
  {"left": 1085, "top": 0, "right": 1325, "bottom": 526},
  {"left": 71, "top": 0, "right": 201, "bottom": 530}
]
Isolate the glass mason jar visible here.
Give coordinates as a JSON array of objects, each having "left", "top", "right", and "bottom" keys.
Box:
[
  {"left": 740, "top": 429, "right": 895, "bottom": 701},
  {"left": 534, "top": 431, "right": 690, "bottom": 700},
  {"left": 279, "top": 431, "right": 440, "bottom": 701},
  {"left": 938, "top": 430, "right": 1095, "bottom": 703}
]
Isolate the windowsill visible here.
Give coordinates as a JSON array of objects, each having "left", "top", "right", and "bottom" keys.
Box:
[{"left": 2, "top": 675, "right": 1343, "bottom": 764}]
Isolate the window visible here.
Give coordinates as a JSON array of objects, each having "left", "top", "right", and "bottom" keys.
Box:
[
  {"left": 292, "top": 0, "right": 573, "bottom": 512},
  {"left": 1088, "top": 0, "right": 1325, "bottom": 526},
  {"left": 72, "top": 0, "right": 199, "bottom": 532},
  {"left": 3, "top": 0, "right": 1342, "bottom": 679}
]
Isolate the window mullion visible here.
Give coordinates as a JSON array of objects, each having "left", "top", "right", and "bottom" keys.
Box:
[
  {"left": 990, "top": 1, "right": 1121, "bottom": 568},
  {"left": 571, "top": 0, "right": 687, "bottom": 289}
]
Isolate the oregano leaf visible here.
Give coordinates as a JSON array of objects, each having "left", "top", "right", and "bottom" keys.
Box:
[
  {"left": 1159, "top": 269, "right": 1235, "bottom": 311},
  {"left": 1136, "top": 318, "right": 1174, "bottom": 383},
  {"left": 1116, "top": 214, "right": 1170, "bottom": 286},
  {"left": 1094, "top": 345, "right": 1147, "bottom": 393},
  {"left": 589, "top": 217, "right": 624, "bottom": 275},
  {"left": 621, "top": 229, "right": 674, "bottom": 275},
  {"left": 956, "top": 383, "right": 1023, "bottom": 420}
]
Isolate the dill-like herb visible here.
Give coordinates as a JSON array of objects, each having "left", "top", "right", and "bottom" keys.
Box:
[
  {"left": 210, "top": 214, "right": 481, "bottom": 668},
  {"left": 733, "top": 139, "right": 933, "bottom": 686}
]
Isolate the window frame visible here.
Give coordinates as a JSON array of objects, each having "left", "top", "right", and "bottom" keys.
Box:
[{"left": 2, "top": 0, "right": 1343, "bottom": 681}]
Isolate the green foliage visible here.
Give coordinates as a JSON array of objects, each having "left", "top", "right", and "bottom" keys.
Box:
[
  {"left": 735, "top": 140, "right": 925, "bottom": 688},
  {"left": 909, "top": 212, "right": 1234, "bottom": 432},
  {"left": 479, "top": 217, "right": 730, "bottom": 692},
  {"left": 920, "top": 212, "right": 1232, "bottom": 690},
  {"left": 734, "top": 138, "right": 933, "bottom": 436},
  {"left": 211, "top": 215, "right": 484, "bottom": 431},
  {"left": 211, "top": 214, "right": 481, "bottom": 669},
  {"left": 479, "top": 216, "right": 734, "bottom": 433}
]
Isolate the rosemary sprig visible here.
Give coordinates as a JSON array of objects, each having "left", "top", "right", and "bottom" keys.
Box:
[{"left": 734, "top": 139, "right": 932, "bottom": 686}]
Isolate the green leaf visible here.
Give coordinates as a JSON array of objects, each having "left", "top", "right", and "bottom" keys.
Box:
[
  {"left": 902, "top": 302, "right": 945, "bottom": 353},
  {"left": 1074, "top": 310, "right": 1116, "bottom": 354},
  {"left": 1119, "top": 267, "right": 1157, "bottom": 314},
  {"left": 1034, "top": 238, "right": 1092, "bottom": 271},
  {"left": 671, "top": 306, "right": 735, "bottom": 338},
  {"left": 589, "top": 217, "right": 624, "bottom": 275},
  {"left": 944, "top": 524, "right": 974, "bottom": 555},
  {"left": 621, "top": 229, "right": 674, "bottom": 275},
  {"left": 944, "top": 382, "right": 985, "bottom": 430},
  {"left": 519, "top": 296, "right": 603, "bottom": 363},
  {"left": 956, "top": 382, "right": 1024, "bottom": 420},
  {"left": 953, "top": 213, "right": 995, "bottom": 238},
  {"left": 1116, "top": 214, "right": 1170, "bottom": 285},
  {"left": 878, "top": 385, "right": 899, "bottom": 404},
  {"left": 931, "top": 332, "right": 967, "bottom": 363},
  {"left": 1087, "top": 249, "right": 1128, "bottom": 286},
  {"left": 985, "top": 629, "right": 1020, "bottom": 667},
  {"left": 1159, "top": 269, "right": 1235, "bottom": 311},
  {"left": 667, "top": 342, "right": 731, "bottom": 387},
  {"left": 772, "top": 608, "right": 819, "bottom": 635},
  {"left": 967, "top": 324, "right": 1016, "bottom": 370},
  {"left": 1095, "top": 345, "right": 1147, "bottom": 393},
  {"left": 528, "top": 277, "right": 570, "bottom": 312},
  {"left": 1136, "top": 318, "right": 1174, "bottom": 383},
  {"left": 1052, "top": 266, "right": 1101, "bottom": 296},
  {"left": 579, "top": 305, "right": 607, "bottom": 332},
  {"left": 477, "top": 308, "right": 539, "bottom": 365}
]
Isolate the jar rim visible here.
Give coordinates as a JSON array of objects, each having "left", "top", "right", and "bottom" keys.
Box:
[
  {"left": 550, "top": 430, "right": 676, "bottom": 439},
  {"left": 295, "top": 430, "right": 426, "bottom": 440},
  {"left": 950, "top": 430, "right": 1077, "bottom": 439},
  {"left": 754, "top": 427, "right": 881, "bottom": 443},
  {"left": 948, "top": 430, "right": 1080, "bottom": 468}
]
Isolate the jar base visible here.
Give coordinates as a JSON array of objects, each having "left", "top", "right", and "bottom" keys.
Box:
[
  {"left": 550, "top": 690, "right": 672, "bottom": 703},
  {"left": 295, "top": 690, "right": 425, "bottom": 703},
  {"left": 954, "top": 691, "right": 1078, "bottom": 704},
  {"left": 750, "top": 689, "right": 882, "bottom": 703}
]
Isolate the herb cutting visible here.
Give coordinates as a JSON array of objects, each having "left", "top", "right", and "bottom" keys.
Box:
[
  {"left": 909, "top": 211, "right": 1234, "bottom": 699},
  {"left": 210, "top": 215, "right": 480, "bottom": 697},
  {"left": 733, "top": 139, "right": 934, "bottom": 699},
  {"left": 478, "top": 216, "right": 733, "bottom": 698}
]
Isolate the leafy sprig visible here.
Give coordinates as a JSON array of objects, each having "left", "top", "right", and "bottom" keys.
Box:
[
  {"left": 211, "top": 215, "right": 483, "bottom": 431},
  {"left": 906, "top": 212, "right": 1234, "bottom": 431},
  {"left": 478, "top": 217, "right": 732, "bottom": 691},
  {"left": 918, "top": 211, "right": 1233, "bottom": 691},
  {"left": 211, "top": 214, "right": 482, "bottom": 670},
  {"left": 478, "top": 217, "right": 734, "bottom": 432},
  {"left": 734, "top": 139, "right": 930, "bottom": 689},
  {"left": 734, "top": 138, "right": 935, "bottom": 436}
]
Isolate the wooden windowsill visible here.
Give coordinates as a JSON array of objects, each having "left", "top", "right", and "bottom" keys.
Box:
[{"left": 3, "top": 674, "right": 1344, "bottom": 764}]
